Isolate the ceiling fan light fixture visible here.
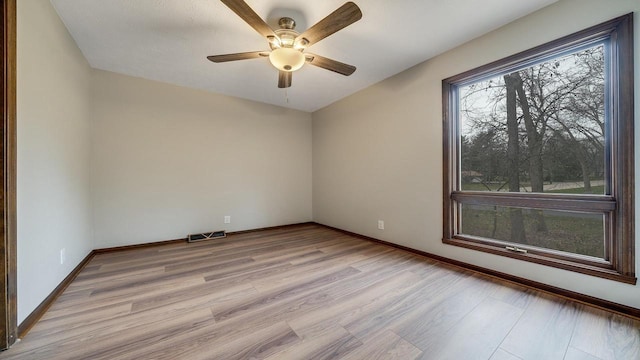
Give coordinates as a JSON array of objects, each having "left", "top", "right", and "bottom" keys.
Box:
[
  {"left": 269, "top": 48, "right": 305, "bottom": 72},
  {"left": 294, "top": 37, "right": 309, "bottom": 50},
  {"left": 267, "top": 35, "right": 281, "bottom": 48}
]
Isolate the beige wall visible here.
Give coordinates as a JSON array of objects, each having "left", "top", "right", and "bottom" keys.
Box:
[
  {"left": 17, "top": 0, "right": 94, "bottom": 323},
  {"left": 91, "top": 70, "right": 312, "bottom": 247},
  {"left": 312, "top": 0, "right": 640, "bottom": 308}
]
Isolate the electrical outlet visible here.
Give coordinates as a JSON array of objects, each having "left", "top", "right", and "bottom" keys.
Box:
[
  {"left": 378, "top": 220, "right": 384, "bottom": 230},
  {"left": 224, "top": 216, "right": 231, "bottom": 224},
  {"left": 60, "top": 248, "right": 66, "bottom": 265}
]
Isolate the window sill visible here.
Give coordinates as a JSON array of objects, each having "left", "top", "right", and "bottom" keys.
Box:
[{"left": 443, "top": 236, "right": 637, "bottom": 285}]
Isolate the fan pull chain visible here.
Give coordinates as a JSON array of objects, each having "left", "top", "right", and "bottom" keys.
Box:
[{"left": 285, "top": 88, "right": 289, "bottom": 104}]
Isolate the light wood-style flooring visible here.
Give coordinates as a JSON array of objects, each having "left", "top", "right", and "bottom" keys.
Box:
[{"left": 3, "top": 224, "right": 639, "bottom": 359}]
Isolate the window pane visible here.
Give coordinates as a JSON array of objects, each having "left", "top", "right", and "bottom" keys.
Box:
[
  {"left": 460, "top": 204, "right": 605, "bottom": 258},
  {"left": 459, "top": 45, "right": 606, "bottom": 195}
]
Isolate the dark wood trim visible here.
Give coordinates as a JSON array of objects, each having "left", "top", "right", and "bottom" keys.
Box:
[
  {"left": 445, "top": 14, "right": 631, "bottom": 86},
  {"left": 441, "top": 13, "right": 635, "bottom": 284},
  {"left": 93, "top": 238, "right": 187, "bottom": 254},
  {"left": 17, "top": 251, "right": 95, "bottom": 339},
  {"left": 0, "top": 0, "right": 16, "bottom": 350},
  {"left": 442, "top": 79, "right": 456, "bottom": 250},
  {"left": 315, "top": 223, "right": 640, "bottom": 320},
  {"left": 443, "top": 237, "right": 636, "bottom": 284},
  {"left": 453, "top": 234, "right": 614, "bottom": 269},
  {"left": 226, "top": 222, "right": 315, "bottom": 236},
  {"left": 611, "top": 13, "right": 635, "bottom": 283}
]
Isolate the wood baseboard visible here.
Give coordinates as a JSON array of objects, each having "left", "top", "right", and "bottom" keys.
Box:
[
  {"left": 17, "top": 251, "right": 95, "bottom": 338},
  {"left": 316, "top": 223, "right": 640, "bottom": 320},
  {"left": 227, "top": 222, "right": 315, "bottom": 236},
  {"left": 94, "top": 238, "right": 187, "bottom": 254}
]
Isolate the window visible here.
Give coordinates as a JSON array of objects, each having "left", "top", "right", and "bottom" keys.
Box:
[{"left": 442, "top": 14, "right": 635, "bottom": 284}]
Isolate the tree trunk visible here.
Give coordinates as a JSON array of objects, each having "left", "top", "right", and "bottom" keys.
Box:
[
  {"left": 513, "top": 72, "right": 547, "bottom": 232},
  {"left": 504, "top": 74, "right": 526, "bottom": 243},
  {"left": 553, "top": 119, "right": 593, "bottom": 194},
  {"left": 580, "top": 160, "right": 592, "bottom": 193}
]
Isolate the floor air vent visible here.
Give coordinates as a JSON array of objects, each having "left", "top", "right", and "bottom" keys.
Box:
[{"left": 188, "top": 230, "right": 226, "bottom": 243}]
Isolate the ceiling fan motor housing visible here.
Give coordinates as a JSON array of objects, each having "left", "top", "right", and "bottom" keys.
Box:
[{"left": 278, "top": 17, "right": 296, "bottom": 30}]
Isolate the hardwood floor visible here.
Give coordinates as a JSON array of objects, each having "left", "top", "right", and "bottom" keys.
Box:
[{"left": 3, "top": 224, "right": 639, "bottom": 359}]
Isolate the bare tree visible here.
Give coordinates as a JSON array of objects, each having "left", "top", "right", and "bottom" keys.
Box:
[
  {"left": 504, "top": 73, "right": 526, "bottom": 243},
  {"left": 459, "top": 45, "right": 606, "bottom": 243}
]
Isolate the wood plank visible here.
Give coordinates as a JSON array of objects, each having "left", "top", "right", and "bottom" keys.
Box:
[
  {"left": 145, "top": 321, "right": 300, "bottom": 360},
  {"left": 343, "top": 267, "right": 475, "bottom": 341},
  {"left": 341, "top": 330, "right": 422, "bottom": 360},
  {"left": 130, "top": 282, "right": 256, "bottom": 313},
  {"left": 489, "top": 348, "right": 524, "bottom": 360},
  {"left": 213, "top": 266, "right": 360, "bottom": 322},
  {"left": 32, "top": 303, "right": 133, "bottom": 333},
  {"left": 15, "top": 302, "right": 213, "bottom": 351},
  {"left": 89, "top": 257, "right": 254, "bottom": 296},
  {"left": 288, "top": 270, "right": 422, "bottom": 338},
  {"left": 417, "top": 297, "right": 523, "bottom": 359},
  {"left": 499, "top": 294, "right": 580, "bottom": 360},
  {"left": 569, "top": 306, "right": 640, "bottom": 360},
  {"left": 108, "top": 288, "right": 337, "bottom": 359},
  {"left": 249, "top": 253, "right": 365, "bottom": 293},
  {"left": 6, "top": 308, "right": 213, "bottom": 360},
  {"left": 266, "top": 324, "right": 362, "bottom": 360},
  {"left": 564, "top": 347, "right": 603, "bottom": 360},
  {"left": 47, "top": 274, "right": 206, "bottom": 318},
  {"left": 393, "top": 274, "right": 498, "bottom": 350},
  {"left": 487, "top": 280, "right": 536, "bottom": 310}
]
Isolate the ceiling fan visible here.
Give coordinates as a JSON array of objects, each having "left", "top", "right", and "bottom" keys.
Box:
[{"left": 208, "top": 0, "right": 362, "bottom": 88}]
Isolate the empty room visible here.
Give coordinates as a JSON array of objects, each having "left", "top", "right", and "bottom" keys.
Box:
[{"left": 1, "top": 0, "right": 639, "bottom": 359}]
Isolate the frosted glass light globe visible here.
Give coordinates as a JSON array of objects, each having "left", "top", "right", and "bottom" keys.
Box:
[{"left": 269, "top": 48, "right": 305, "bottom": 72}]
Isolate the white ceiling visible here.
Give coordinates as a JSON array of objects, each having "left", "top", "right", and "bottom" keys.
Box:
[{"left": 50, "top": 0, "right": 558, "bottom": 112}]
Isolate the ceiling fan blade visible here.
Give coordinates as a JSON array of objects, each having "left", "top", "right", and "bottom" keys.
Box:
[
  {"left": 278, "top": 71, "right": 292, "bottom": 88},
  {"left": 295, "top": 2, "right": 362, "bottom": 48},
  {"left": 207, "top": 51, "right": 269, "bottom": 63},
  {"left": 305, "top": 54, "right": 356, "bottom": 76},
  {"left": 220, "top": 0, "right": 277, "bottom": 40}
]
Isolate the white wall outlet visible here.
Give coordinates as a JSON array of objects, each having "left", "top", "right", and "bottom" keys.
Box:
[
  {"left": 224, "top": 216, "right": 231, "bottom": 224},
  {"left": 60, "top": 248, "right": 66, "bottom": 265},
  {"left": 378, "top": 220, "right": 385, "bottom": 230}
]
